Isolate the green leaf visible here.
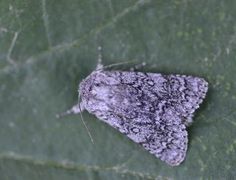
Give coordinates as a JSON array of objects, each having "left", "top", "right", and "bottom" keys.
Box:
[{"left": 1, "top": 0, "right": 236, "bottom": 179}]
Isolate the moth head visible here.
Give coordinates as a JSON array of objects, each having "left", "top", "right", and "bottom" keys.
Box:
[{"left": 78, "top": 71, "right": 118, "bottom": 111}]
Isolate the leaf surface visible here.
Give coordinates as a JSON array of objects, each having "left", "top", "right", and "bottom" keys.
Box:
[{"left": 1, "top": 0, "right": 236, "bottom": 179}]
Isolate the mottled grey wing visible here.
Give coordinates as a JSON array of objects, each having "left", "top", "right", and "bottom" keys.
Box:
[
  {"left": 83, "top": 71, "right": 207, "bottom": 166},
  {"left": 115, "top": 71, "right": 208, "bottom": 126},
  {"left": 119, "top": 108, "right": 188, "bottom": 166},
  {"left": 145, "top": 73, "right": 208, "bottom": 126},
  {"left": 94, "top": 107, "right": 187, "bottom": 166}
]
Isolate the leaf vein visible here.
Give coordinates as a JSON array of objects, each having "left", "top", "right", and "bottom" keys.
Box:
[
  {"left": 0, "top": 0, "right": 152, "bottom": 74},
  {"left": 41, "top": 0, "right": 52, "bottom": 47},
  {"left": 0, "top": 152, "right": 163, "bottom": 180}
]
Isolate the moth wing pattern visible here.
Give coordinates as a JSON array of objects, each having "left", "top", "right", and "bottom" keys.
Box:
[
  {"left": 120, "top": 108, "right": 188, "bottom": 166},
  {"left": 78, "top": 70, "right": 208, "bottom": 166},
  {"left": 148, "top": 73, "right": 208, "bottom": 126}
]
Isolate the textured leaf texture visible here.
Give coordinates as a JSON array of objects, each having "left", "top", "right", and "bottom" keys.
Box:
[{"left": 0, "top": 0, "right": 236, "bottom": 179}]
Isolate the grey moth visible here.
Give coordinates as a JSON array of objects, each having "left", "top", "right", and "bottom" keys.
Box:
[{"left": 61, "top": 56, "right": 208, "bottom": 166}]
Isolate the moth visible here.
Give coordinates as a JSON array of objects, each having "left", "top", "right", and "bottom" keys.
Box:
[{"left": 60, "top": 53, "right": 208, "bottom": 166}]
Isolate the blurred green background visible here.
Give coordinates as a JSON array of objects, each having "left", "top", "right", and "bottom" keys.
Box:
[{"left": 0, "top": 0, "right": 236, "bottom": 179}]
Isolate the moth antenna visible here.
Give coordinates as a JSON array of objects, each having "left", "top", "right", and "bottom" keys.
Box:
[
  {"left": 56, "top": 101, "right": 94, "bottom": 144},
  {"left": 96, "top": 60, "right": 138, "bottom": 71},
  {"left": 78, "top": 103, "right": 94, "bottom": 144},
  {"left": 78, "top": 95, "right": 94, "bottom": 144},
  {"left": 130, "top": 61, "right": 147, "bottom": 71},
  {"left": 95, "top": 46, "right": 138, "bottom": 71}
]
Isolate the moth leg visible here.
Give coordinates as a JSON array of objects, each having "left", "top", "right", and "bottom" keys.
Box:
[
  {"left": 96, "top": 46, "right": 104, "bottom": 70},
  {"left": 130, "top": 62, "right": 146, "bottom": 71},
  {"left": 56, "top": 103, "right": 84, "bottom": 118}
]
